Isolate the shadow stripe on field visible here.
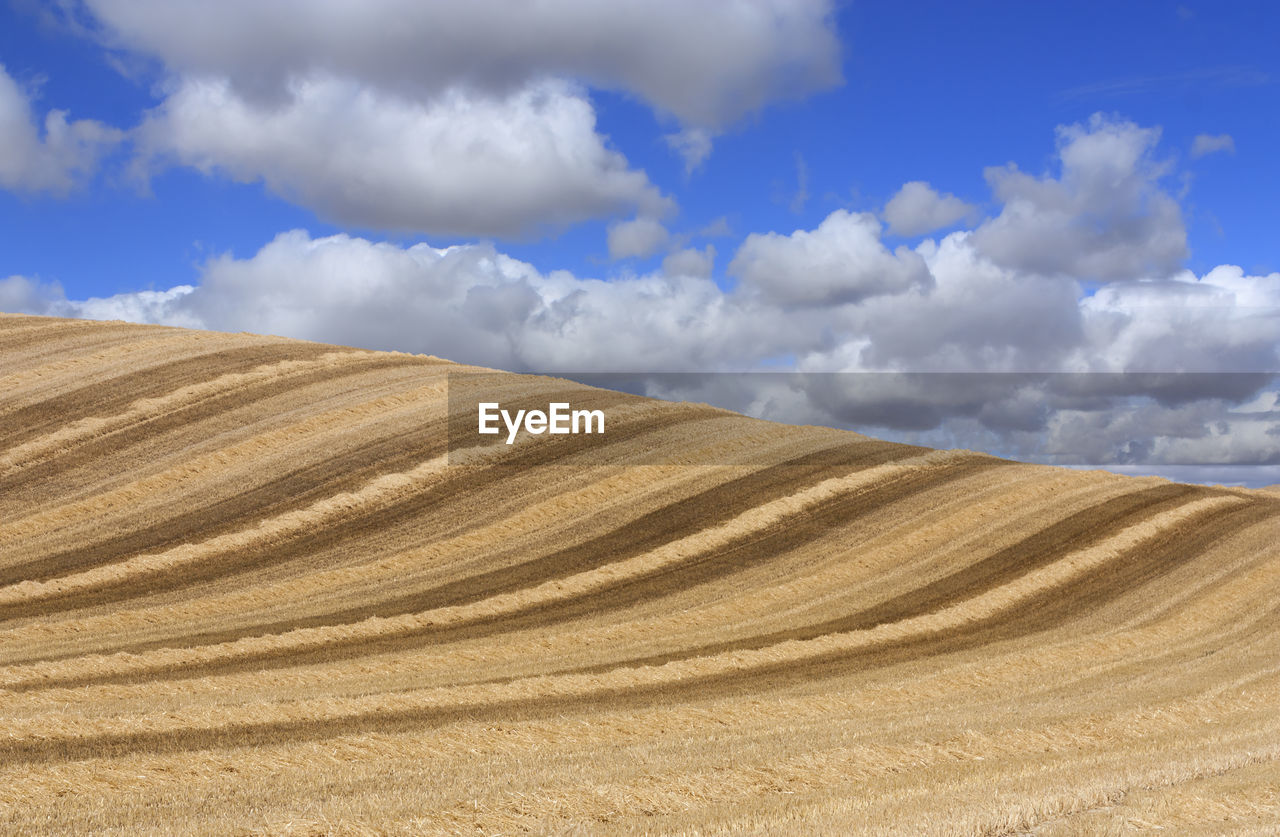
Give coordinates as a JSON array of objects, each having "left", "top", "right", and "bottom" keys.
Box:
[
  {"left": 11, "top": 450, "right": 993, "bottom": 688},
  {"left": 0, "top": 495, "right": 1265, "bottom": 766}
]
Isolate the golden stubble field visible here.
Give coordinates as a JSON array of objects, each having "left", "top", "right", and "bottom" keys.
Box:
[{"left": 1, "top": 312, "right": 1278, "bottom": 835}]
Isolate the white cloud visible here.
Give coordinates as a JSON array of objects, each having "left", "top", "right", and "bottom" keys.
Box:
[
  {"left": 607, "top": 216, "right": 670, "bottom": 260},
  {"left": 81, "top": 0, "right": 841, "bottom": 129},
  {"left": 67, "top": 286, "right": 199, "bottom": 325},
  {"left": 1079, "top": 265, "right": 1280, "bottom": 373},
  {"left": 883, "top": 181, "right": 975, "bottom": 236},
  {"left": 835, "top": 231, "right": 1085, "bottom": 372},
  {"left": 662, "top": 245, "right": 715, "bottom": 278},
  {"left": 13, "top": 113, "right": 1278, "bottom": 481},
  {"left": 4, "top": 273, "right": 198, "bottom": 324},
  {"left": 135, "top": 75, "right": 667, "bottom": 238},
  {"left": 1152, "top": 418, "right": 1280, "bottom": 466},
  {"left": 1190, "top": 133, "right": 1235, "bottom": 158},
  {"left": 15, "top": 117, "right": 1268, "bottom": 386},
  {"left": 12, "top": 230, "right": 766, "bottom": 373},
  {"left": 972, "top": 114, "right": 1187, "bottom": 280},
  {"left": 1, "top": 275, "right": 64, "bottom": 312},
  {"left": 729, "top": 210, "right": 933, "bottom": 307},
  {"left": 13, "top": 228, "right": 1278, "bottom": 477},
  {"left": 664, "top": 129, "right": 713, "bottom": 175},
  {"left": 0, "top": 64, "right": 122, "bottom": 194},
  {"left": 66, "top": 1, "right": 841, "bottom": 235}
]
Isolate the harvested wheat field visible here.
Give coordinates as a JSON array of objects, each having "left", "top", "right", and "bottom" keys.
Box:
[{"left": 1, "top": 312, "right": 1278, "bottom": 835}]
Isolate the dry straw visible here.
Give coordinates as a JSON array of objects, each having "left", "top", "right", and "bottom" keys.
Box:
[{"left": 2, "top": 315, "right": 1277, "bottom": 835}]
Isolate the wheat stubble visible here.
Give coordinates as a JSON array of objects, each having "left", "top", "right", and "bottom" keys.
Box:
[{"left": 1, "top": 314, "right": 1277, "bottom": 836}]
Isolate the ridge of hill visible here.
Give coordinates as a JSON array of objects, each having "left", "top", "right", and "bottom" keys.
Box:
[{"left": 1, "top": 312, "right": 1278, "bottom": 834}]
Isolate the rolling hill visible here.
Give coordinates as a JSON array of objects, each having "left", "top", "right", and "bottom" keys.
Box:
[{"left": 1, "top": 312, "right": 1278, "bottom": 835}]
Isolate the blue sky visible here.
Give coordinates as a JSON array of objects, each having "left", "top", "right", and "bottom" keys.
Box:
[
  {"left": 3, "top": 1, "right": 1276, "bottom": 293},
  {"left": 2, "top": 1, "right": 1279, "bottom": 484}
]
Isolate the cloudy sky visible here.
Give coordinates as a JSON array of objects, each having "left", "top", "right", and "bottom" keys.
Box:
[{"left": 2, "top": 1, "right": 1279, "bottom": 485}]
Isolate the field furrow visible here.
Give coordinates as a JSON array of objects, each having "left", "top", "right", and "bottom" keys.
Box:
[{"left": 1, "top": 314, "right": 1277, "bottom": 834}]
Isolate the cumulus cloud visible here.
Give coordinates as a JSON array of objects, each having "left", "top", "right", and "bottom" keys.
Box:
[
  {"left": 607, "top": 216, "right": 670, "bottom": 260},
  {"left": 662, "top": 245, "right": 715, "bottom": 279},
  {"left": 78, "top": 0, "right": 841, "bottom": 129},
  {"left": 833, "top": 231, "right": 1085, "bottom": 372},
  {"left": 6, "top": 273, "right": 197, "bottom": 324},
  {"left": 15, "top": 227, "right": 1278, "bottom": 478},
  {"left": 972, "top": 114, "right": 1188, "bottom": 280},
  {"left": 0, "top": 64, "right": 122, "bottom": 194},
  {"left": 14, "top": 230, "right": 771, "bottom": 373},
  {"left": 883, "top": 181, "right": 976, "bottom": 236},
  {"left": 729, "top": 210, "right": 933, "bottom": 307},
  {"left": 134, "top": 75, "right": 667, "bottom": 238},
  {"left": 1079, "top": 264, "right": 1280, "bottom": 372},
  {"left": 1190, "top": 133, "right": 1235, "bottom": 158},
  {"left": 63, "top": 0, "right": 841, "bottom": 235},
  {"left": 14, "top": 113, "right": 1279, "bottom": 482}
]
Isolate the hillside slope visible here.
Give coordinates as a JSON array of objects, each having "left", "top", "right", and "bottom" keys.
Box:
[{"left": 1, "top": 312, "right": 1278, "bottom": 835}]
